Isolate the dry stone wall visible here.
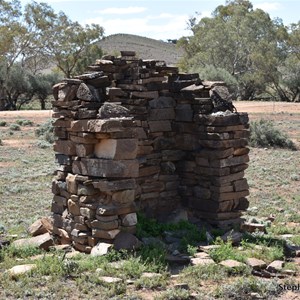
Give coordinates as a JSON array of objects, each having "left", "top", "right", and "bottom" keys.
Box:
[{"left": 51, "top": 51, "right": 250, "bottom": 252}]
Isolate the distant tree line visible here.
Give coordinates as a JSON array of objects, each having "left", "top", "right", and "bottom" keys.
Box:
[
  {"left": 178, "top": 0, "right": 300, "bottom": 102},
  {"left": 0, "top": 0, "right": 103, "bottom": 110}
]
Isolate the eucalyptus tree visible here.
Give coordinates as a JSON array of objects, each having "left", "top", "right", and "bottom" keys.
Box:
[
  {"left": 0, "top": 0, "right": 104, "bottom": 110},
  {"left": 179, "top": 0, "right": 288, "bottom": 100}
]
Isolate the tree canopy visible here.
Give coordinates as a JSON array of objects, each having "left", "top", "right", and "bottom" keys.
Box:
[
  {"left": 0, "top": 0, "right": 104, "bottom": 110},
  {"left": 179, "top": 0, "right": 300, "bottom": 101}
]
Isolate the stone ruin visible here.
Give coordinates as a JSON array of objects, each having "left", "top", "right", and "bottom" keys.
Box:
[{"left": 51, "top": 51, "right": 250, "bottom": 253}]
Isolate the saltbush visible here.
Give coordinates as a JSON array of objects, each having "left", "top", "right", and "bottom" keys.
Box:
[
  {"left": 15, "top": 119, "right": 34, "bottom": 126},
  {"left": 9, "top": 124, "right": 21, "bottom": 131},
  {"left": 249, "top": 119, "right": 296, "bottom": 150},
  {"left": 35, "top": 119, "right": 54, "bottom": 144}
]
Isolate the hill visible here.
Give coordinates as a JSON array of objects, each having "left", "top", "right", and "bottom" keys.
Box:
[{"left": 98, "top": 33, "right": 184, "bottom": 66}]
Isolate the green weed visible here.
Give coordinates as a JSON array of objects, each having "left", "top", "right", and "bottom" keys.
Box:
[
  {"left": 0, "top": 121, "right": 7, "bottom": 126},
  {"left": 154, "top": 288, "right": 191, "bottom": 300}
]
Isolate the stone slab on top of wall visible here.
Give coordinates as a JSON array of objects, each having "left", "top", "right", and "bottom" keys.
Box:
[{"left": 51, "top": 50, "right": 250, "bottom": 252}]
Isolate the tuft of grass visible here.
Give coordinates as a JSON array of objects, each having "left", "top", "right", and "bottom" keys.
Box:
[
  {"left": 0, "top": 120, "right": 7, "bottom": 126},
  {"left": 135, "top": 274, "right": 168, "bottom": 290},
  {"left": 15, "top": 119, "right": 34, "bottom": 126},
  {"left": 9, "top": 124, "right": 21, "bottom": 131},
  {"left": 154, "top": 288, "right": 191, "bottom": 300},
  {"left": 136, "top": 213, "right": 206, "bottom": 253},
  {"left": 216, "top": 276, "right": 280, "bottom": 299},
  {"left": 209, "top": 238, "right": 245, "bottom": 263},
  {"left": 249, "top": 119, "right": 296, "bottom": 150}
]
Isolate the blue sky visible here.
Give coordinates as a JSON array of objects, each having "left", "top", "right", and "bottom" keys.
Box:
[{"left": 20, "top": 0, "right": 300, "bottom": 40}]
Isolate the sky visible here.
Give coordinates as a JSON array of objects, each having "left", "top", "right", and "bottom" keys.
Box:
[{"left": 20, "top": 0, "right": 300, "bottom": 40}]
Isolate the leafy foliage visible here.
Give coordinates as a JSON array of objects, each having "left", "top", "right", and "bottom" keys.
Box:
[
  {"left": 179, "top": 0, "right": 300, "bottom": 101},
  {"left": 0, "top": 0, "right": 103, "bottom": 110},
  {"left": 249, "top": 119, "right": 296, "bottom": 149}
]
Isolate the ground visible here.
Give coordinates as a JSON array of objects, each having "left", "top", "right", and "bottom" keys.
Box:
[{"left": 0, "top": 101, "right": 300, "bottom": 299}]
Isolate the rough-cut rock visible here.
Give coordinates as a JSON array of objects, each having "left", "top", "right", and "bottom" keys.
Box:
[
  {"left": 191, "top": 255, "right": 215, "bottom": 266},
  {"left": 8, "top": 264, "right": 36, "bottom": 278},
  {"left": 28, "top": 217, "right": 53, "bottom": 237},
  {"left": 221, "top": 230, "right": 243, "bottom": 245},
  {"left": 91, "top": 242, "right": 113, "bottom": 257},
  {"left": 94, "top": 138, "right": 138, "bottom": 160},
  {"left": 219, "top": 259, "right": 246, "bottom": 269},
  {"left": 245, "top": 258, "right": 267, "bottom": 270},
  {"left": 266, "top": 260, "right": 284, "bottom": 273},
  {"left": 99, "top": 276, "right": 122, "bottom": 284},
  {"left": 98, "top": 103, "right": 130, "bottom": 119},
  {"left": 113, "top": 232, "right": 141, "bottom": 251},
  {"left": 241, "top": 223, "right": 267, "bottom": 233},
  {"left": 12, "top": 232, "right": 54, "bottom": 250}
]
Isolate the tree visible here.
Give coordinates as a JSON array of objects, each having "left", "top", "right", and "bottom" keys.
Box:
[
  {"left": 0, "top": 0, "right": 104, "bottom": 110},
  {"left": 24, "top": 2, "right": 104, "bottom": 77},
  {"left": 179, "top": 0, "right": 288, "bottom": 100}
]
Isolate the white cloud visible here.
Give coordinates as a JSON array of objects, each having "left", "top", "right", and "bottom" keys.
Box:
[
  {"left": 98, "top": 7, "right": 147, "bottom": 15},
  {"left": 85, "top": 13, "right": 191, "bottom": 40},
  {"left": 253, "top": 2, "right": 281, "bottom": 12}
]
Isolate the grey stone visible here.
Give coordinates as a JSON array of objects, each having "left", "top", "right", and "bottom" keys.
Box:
[
  {"left": 91, "top": 242, "right": 113, "bottom": 257},
  {"left": 114, "top": 232, "right": 141, "bottom": 251},
  {"left": 98, "top": 103, "right": 130, "bottom": 119}
]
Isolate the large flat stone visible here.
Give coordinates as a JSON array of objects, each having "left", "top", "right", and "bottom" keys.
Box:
[
  {"left": 70, "top": 119, "right": 133, "bottom": 133},
  {"left": 12, "top": 233, "right": 54, "bottom": 250},
  {"left": 94, "top": 139, "right": 138, "bottom": 160},
  {"left": 73, "top": 158, "right": 139, "bottom": 178}
]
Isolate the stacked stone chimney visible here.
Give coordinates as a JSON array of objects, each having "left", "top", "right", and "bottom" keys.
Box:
[{"left": 51, "top": 51, "right": 250, "bottom": 252}]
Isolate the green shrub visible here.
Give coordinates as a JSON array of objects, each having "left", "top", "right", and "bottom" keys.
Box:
[
  {"left": 0, "top": 139, "right": 2, "bottom": 146},
  {"left": 249, "top": 119, "right": 296, "bottom": 150},
  {"left": 0, "top": 120, "right": 7, "bottom": 126},
  {"left": 35, "top": 119, "right": 54, "bottom": 144},
  {"left": 9, "top": 124, "right": 21, "bottom": 131},
  {"left": 36, "top": 140, "right": 52, "bottom": 149},
  {"left": 15, "top": 119, "right": 34, "bottom": 126}
]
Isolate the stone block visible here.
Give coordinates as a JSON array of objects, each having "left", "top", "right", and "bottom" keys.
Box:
[
  {"left": 76, "top": 144, "right": 94, "bottom": 157},
  {"left": 233, "top": 179, "right": 249, "bottom": 192},
  {"left": 149, "top": 108, "right": 175, "bottom": 120},
  {"left": 94, "top": 139, "right": 138, "bottom": 160},
  {"left": 28, "top": 217, "right": 53, "bottom": 237},
  {"left": 92, "top": 229, "right": 120, "bottom": 239},
  {"left": 175, "top": 104, "right": 193, "bottom": 122},
  {"left": 149, "top": 96, "right": 176, "bottom": 108},
  {"left": 92, "top": 179, "right": 136, "bottom": 192},
  {"left": 97, "top": 204, "right": 136, "bottom": 216},
  {"left": 148, "top": 121, "right": 172, "bottom": 132},
  {"left": 53, "top": 140, "right": 76, "bottom": 156},
  {"left": 66, "top": 173, "right": 78, "bottom": 194},
  {"left": 12, "top": 233, "right": 54, "bottom": 251},
  {"left": 120, "top": 213, "right": 137, "bottom": 227},
  {"left": 68, "top": 199, "right": 80, "bottom": 216},
  {"left": 73, "top": 158, "right": 139, "bottom": 178},
  {"left": 70, "top": 119, "right": 133, "bottom": 133},
  {"left": 90, "top": 220, "right": 119, "bottom": 230},
  {"left": 112, "top": 189, "right": 135, "bottom": 205},
  {"left": 211, "top": 154, "right": 249, "bottom": 168}
]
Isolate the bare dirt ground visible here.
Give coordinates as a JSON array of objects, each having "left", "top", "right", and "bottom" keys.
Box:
[
  {"left": 234, "top": 101, "right": 300, "bottom": 114},
  {"left": 0, "top": 101, "right": 299, "bottom": 121}
]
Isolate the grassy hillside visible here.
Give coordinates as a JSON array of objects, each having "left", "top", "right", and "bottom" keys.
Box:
[{"left": 98, "top": 33, "right": 184, "bottom": 66}]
